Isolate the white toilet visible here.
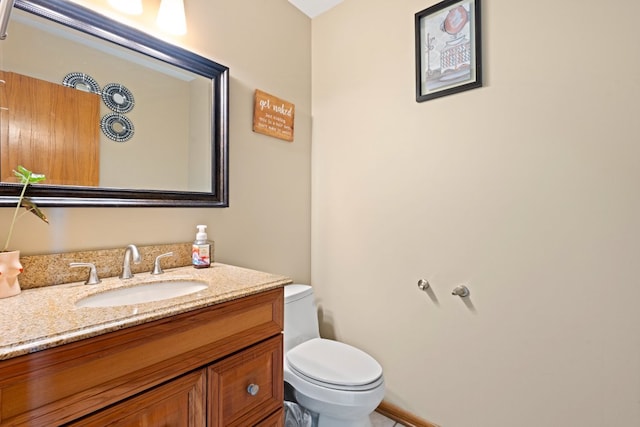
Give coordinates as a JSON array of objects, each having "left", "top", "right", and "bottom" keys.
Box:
[{"left": 284, "top": 284, "right": 385, "bottom": 427}]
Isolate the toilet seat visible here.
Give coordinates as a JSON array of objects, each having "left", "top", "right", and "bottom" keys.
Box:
[{"left": 286, "top": 338, "right": 383, "bottom": 391}]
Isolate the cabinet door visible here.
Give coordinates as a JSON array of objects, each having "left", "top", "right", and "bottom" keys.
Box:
[
  {"left": 67, "top": 370, "right": 206, "bottom": 427},
  {"left": 209, "top": 335, "right": 283, "bottom": 427},
  {"left": 0, "top": 70, "right": 100, "bottom": 186}
]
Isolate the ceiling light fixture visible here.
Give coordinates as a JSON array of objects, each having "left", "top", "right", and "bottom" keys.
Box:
[
  {"left": 156, "top": 0, "right": 187, "bottom": 36},
  {"left": 107, "top": 0, "right": 143, "bottom": 15}
]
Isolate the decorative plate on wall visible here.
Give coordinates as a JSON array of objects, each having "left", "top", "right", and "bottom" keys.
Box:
[
  {"left": 101, "top": 83, "right": 135, "bottom": 113},
  {"left": 62, "top": 72, "right": 101, "bottom": 94},
  {"left": 100, "top": 113, "right": 135, "bottom": 142}
]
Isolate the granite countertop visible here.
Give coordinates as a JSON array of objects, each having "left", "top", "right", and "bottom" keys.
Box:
[{"left": 0, "top": 263, "right": 291, "bottom": 360}]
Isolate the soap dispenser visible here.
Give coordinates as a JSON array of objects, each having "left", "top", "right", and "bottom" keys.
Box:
[{"left": 192, "top": 225, "right": 211, "bottom": 268}]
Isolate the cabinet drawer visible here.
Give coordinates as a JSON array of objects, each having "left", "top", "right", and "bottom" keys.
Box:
[{"left": 209, "top": 335, "right": 283, "bottom": 427}]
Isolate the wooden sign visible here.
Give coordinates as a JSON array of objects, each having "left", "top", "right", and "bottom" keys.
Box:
[{"left": 253, "top": 89, "right": 294, "bottom": 142}]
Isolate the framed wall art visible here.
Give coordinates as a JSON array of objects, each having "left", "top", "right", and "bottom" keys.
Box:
[{"left": 415, "top": 0, "right": 482, "bottom": 102}]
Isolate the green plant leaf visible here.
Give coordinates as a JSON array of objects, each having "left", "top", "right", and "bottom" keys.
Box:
[
  {"left": 3, "top": 165, "right": 48, "bottom": 251},
  {"left": 21, "top": 199, "right": 49, "bottom": 224},
  {"left": 14, "top": 165, "right": 45, "bottom": 184}
]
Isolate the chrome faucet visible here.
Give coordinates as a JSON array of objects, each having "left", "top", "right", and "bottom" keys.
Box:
[{"left": 120, "top": 244, "right": 141, "bottom": 279}]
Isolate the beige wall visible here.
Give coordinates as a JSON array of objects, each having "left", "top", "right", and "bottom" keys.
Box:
[
  {"left": 0, "top": 0, "right": 312, "bottom": 283},
  {"left": 312, "top": 0, "right": 640, "bottom": 426}
]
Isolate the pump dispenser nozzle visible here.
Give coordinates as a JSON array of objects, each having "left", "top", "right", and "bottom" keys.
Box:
[{"left": 196, "top": 225, "right": 208, "bottom": 241}]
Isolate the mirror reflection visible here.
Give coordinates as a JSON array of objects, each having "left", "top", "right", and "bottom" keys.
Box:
[
  {"left": 0, "top": 0, "right": 228, "bottom": 207},
  {"left": 2, "top": 10, "right": 211, "bottom": 191}
]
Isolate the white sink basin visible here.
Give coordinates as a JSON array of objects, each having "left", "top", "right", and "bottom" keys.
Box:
[{"left": 76, "top": 280, "right": 208, "bottom": 308}]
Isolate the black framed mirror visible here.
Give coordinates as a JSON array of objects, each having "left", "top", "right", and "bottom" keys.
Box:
[{"left": 0, "top": 0, "right": 229, "bottom": 207}]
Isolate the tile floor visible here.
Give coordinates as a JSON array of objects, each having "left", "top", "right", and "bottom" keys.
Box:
[{"left": 371, "top": 411, "right": 406, "bottom": 427}]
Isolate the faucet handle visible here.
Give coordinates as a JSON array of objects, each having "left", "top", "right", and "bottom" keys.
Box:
[
  {"left": 70, "top": 262, "right": 102, "bottom": 285},
  {"left": 151, "top": 252, "right": 174, "bottom": 275}
]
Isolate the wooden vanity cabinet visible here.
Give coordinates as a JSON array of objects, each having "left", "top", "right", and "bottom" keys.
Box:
[{"left": 0, "top": 288, "right": 284, "bottom": 426}]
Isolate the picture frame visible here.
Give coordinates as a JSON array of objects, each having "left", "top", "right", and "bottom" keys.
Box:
[{"left": 415, "top": 0, "right": 482, "bottom": 102}]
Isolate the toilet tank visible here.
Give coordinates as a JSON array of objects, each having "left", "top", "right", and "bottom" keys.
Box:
[{"left": 284, "top": 284, "right": 320, "bottom": 352}]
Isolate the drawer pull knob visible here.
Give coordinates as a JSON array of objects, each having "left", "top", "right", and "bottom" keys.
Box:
[{"left": 247, "top": 383, "right": 260, "bottom": 396}]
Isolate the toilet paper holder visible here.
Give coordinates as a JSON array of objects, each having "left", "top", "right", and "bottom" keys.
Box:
[
  {"left": 452, "top": 285, "right": 470, "bottom": 298},
  {"left": 417, "top": 279, "right": 430, "bottom": 291}
]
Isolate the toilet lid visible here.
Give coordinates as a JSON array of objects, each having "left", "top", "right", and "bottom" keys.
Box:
[{"left": 286, "top": 338, "right": 383, "bottom": 390}]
